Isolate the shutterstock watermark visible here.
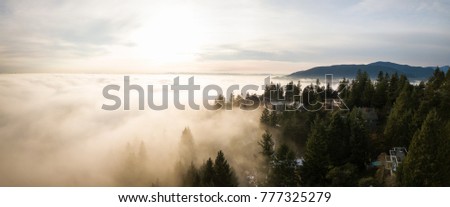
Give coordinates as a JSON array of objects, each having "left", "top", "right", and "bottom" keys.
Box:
[{"left": 101, "top": 75, "right": 348, "bottom": 111}]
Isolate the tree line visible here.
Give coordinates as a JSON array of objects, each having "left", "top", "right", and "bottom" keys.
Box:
[
  {"left": 177, "top": 68, "right": 449, "bottom": 187},
  {"left": 259, "top": 68, "right": 450, "bottom": 186}
]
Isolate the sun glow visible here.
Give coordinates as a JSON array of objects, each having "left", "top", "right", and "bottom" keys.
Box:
[{"left": 130, "top": 5, "right": 207, "bottom": 64}]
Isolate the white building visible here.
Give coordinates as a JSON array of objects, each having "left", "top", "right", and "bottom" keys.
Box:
[{"left": 384, "top": 147, "right": 408, "bottom": 175}]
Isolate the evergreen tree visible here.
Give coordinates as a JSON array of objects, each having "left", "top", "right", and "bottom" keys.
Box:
[
  {"left": 233, "top": 94, "right": 244, "bottom": 108},
  {"left": 338, "top": 78, "right": 350, "bottom": 104},
  {"left": 182, "top": 162, "right": 200, "bottom": 187},
  {"left": 118, "top": 143, "right": 139, "bottom": 185},
  {"left": 281, "top": 111, "right": 309, "bottom": 147},
  {"left": 373, "top": 71, "right": 388, "bottom": 109},
  {"left": 400, "top": 109, "right": 450, "bottom": 186},
  {"left": 362, "top": 76, "right": 375, "bottom": 107},
  {"left": 280, "top": 109, "right": 318, "bottom": 149},
  {"left": 183, "top": 151, "right": 239, "bottom": 187},
  {"left": 264, "top": 82, "right": 284, "bottom": 102},
  {"left": 326, "top": 112, "right": 350, "bottom": 166},
  {"left": 438, "top": 70, "right": 450, "bottom": 120},
  {"left": 179, "top": 127, "right": 196, "bottom": 164},
  {"left": 258, "top": 130, "right": 275, "bottom": 158},
  {"left": 396, "top": 75, "right": 409, "bottom": 96},
  {"left": 200, "top": 158, "right": 215, "bottom": 187},
  {"left": 117, "top": 141, "right": 154, "bottom": 186},
  {"left": 301, "top": 118, "right": 330, "bottom": 186},
  {"left": 214, "top": 94, "right": 225, "bottom": 109},
  {"left": 348, "top": 70, "right": 373, "bottom": 107},
  {"left": 324, "top": 82, "right": 337, "bottom": 100},
  {"left": 348, "top": 108, "right": 370, "bottom": 169},
  {"left": 386, "top": 73, "right": 399, "bottom": 108},
  {"left": 269, "top": 111, "right": 278, "bottom": 127},
  {"left": 326, "top": 163, "right": 358, "bottom": 186},
  {"left": 384, "top": 82, "right": 415, "bottom": 148},
  {"left": 213, "top": 150, "right": 239, "bottom": 187},
  {"left": 268, "top": 144, "right": 300, "bottom": 186},
  {"left": 294, "top": 81, "right": 301, "bottom": 102},
  {"left": 414, "top": 68, "right": 448, "bottom": 129},
  {"left": 275, "top": 83, "right": 285, "bottom": 101},
  {"left": 315, "top": 79, "right": 326, "bottom": 102},
  {"left": 264, "top": 84, "right": 274, "bottom": 101},
  {"left": 285, "top": 81, "right": 294, "bottom": 102},
  {"left": 260, "top": 108, "right": 270, "bottom": 125},
  {"left": 429, "top": 68, "right": 446, "bottom": 91}
]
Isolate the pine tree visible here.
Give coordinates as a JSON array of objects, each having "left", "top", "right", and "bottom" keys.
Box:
[
  {"left": 188, "top": 151, "right": 240, "bottom": 187},
  {"left": 396, "top": 75, "right": 408, "bottom": 95},
  {"left": 400, "top": 109, "right": 450, "bottom": 186},
  {"left": 315, "top": 79, "right": 326, "bottom": 102},
  {"left": 348, "top": 70, "right": 373, "bottom": 107},
  {"left": 362, "top": 76, "right": 374, "bottom": 107},
  {"left": 429, "top": 68, "right": 446, "bottom": 91},
  {"left": 258, "top": 130, "right": 275, "bottom": 158},
  {"left": 438, "top": 70, "right": 450, "bottom": 120},
  {"left": 301, "top": 118, "right": 330, "bottom": 186},
  {"left": 179, "top": 127, "right": 196, "bottom": 164},
  {"left": 285, "top": 81, "right": 294, "bottom": 102},
  {"left": 373, "top": 71, "right": 388, "bottom": 109},
  {"left": 264, "top": 84, "right": 274, "bottom": 101},
  {"left": 386, "top": 73, "right": 399, "bottom": 108},
  {"left": 213, "top": 150, "right": 239, "bottom": 187},
  {"left": 326, "top": 112, "right": 350, "bottom": 166},
  {"left": 214, "top": 94, "right": 225, "bottom": 109},
  {"left": 302, "top": 84, "right": 321, "bottom": 111},
  {"left": 182, "top": 162, "right": 201, "bottom": 186},
  {"left": 294, "top": 81, "right": 301, "bottom": 102},
  {"left": 281, "top": 111, "right": 309, "bottom": 146},
  {"left": 324, "top": 81, "right": 337, "bottom": 100},
  {"left": 326, "top": 163, "right": 358, "bottom": 186},
  {"left": 413, "top": 72, "right": 442, "bottom": 129},
  {"left": 338, "top": 78, "right": 350, "bottom": 104},
  {"left": 260, "top": 108, "right": 270, "bottom": 125},
  {"left": 384, "top": 82, "right": 415, "bottom": 148},
  {"left": 269, "top": 111, "right": 278, "bottom": 127},
  {"left": 268, "top": 144, "right": 300, "bottom": 186},
  {"left": 200, "top": 158, "right": 215, "bottom": 187},
  {"left": 348, "top": 108, "right": 370, "bottom": 169},
  {"left": 275, "top": 83, "right": 284, "bottom": 101}
]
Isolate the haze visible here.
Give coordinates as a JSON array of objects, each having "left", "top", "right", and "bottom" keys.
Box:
[{"left": 0, "top": 74, "right": 294, "bottom": 186}]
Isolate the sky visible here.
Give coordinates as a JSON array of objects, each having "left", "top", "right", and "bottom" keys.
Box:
[{"left": 0, "top": 0, "right": 449, "bottom": 74}]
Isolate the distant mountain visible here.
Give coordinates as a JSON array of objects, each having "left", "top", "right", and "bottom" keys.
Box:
[{"left": 288, "top": 61, "right": 449, "bottom": 80}]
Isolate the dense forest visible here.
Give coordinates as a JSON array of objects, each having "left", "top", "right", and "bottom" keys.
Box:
[{"left": 175, "top": 68, "right": 450, "bottom": 187}]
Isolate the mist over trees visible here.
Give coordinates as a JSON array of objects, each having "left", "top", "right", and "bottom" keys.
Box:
[
  {"left": 180, "top": 150, "right": 239, "bottom": 187},
  {"left": 112, "top": 68, "right": 449, "bottom": 187}
]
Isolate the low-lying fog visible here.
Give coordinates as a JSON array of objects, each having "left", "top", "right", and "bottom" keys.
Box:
[{"left": 0, "top": 74, "right": 319, "bottom": 186}]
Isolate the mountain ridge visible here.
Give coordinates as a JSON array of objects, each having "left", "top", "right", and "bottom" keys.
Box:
[{"left": 288, "top": 62, "right": 449, "bottom": 80}]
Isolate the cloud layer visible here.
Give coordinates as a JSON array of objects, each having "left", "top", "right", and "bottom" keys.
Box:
[
  {"left": 0, "top": 74, "right": 275, "bottom": 186},
  {"left": 0, "top": 0, "right": 449, "bottom": 73}
]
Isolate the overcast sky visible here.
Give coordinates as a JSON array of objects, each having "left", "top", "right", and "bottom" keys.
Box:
[{"left": 0, "top": 0, "right": 449, "bottom": 74}]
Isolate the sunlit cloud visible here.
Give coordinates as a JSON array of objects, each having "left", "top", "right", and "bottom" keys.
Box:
[{"left": 0, "top": 0, "right": 449, "bottom": 73}]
